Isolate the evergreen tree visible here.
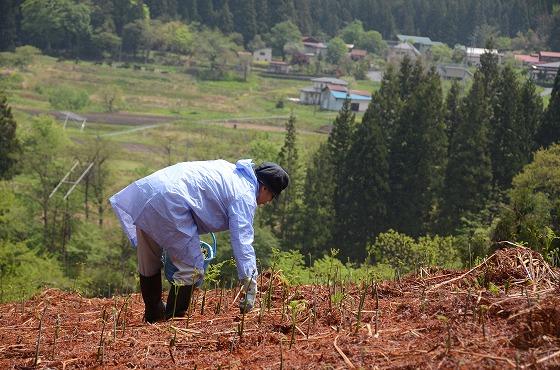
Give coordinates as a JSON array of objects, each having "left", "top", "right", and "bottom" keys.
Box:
[
  {"left": 490, "top": 66, "right": 522, "bottom": 189},
  {"left": 217, "top": 0, "right": 234, "bottom": 34},
  {"left": 197, "top": 0, "right": 214, "bottom": 27},
  {"left": 536, "top": 69, "right": 560, "bottom": 148},
  {"left": 254, "top": 0, "right": 270, "bottom": 34},
  {"left": 389, "top": 67, "right": 447, "bottom": 236},
  {"left": 0, "top": 0, "right": 18, "bottom": 51},
  {"left": 444, "top": 81, "right": 461, "bottom": 147},
  {"left": 297, "top": 98, "right": 356, "bottom": 259},
  {"left": 518, "top": 78, "right": 543, "bottom": 155},
  {"left": 337, "top": 101, "right": 389, "bottom": 261},
  {"left": 329, "top": 98, "right": 356, "bottom": 248},
  {"left": 294, "top": 0, "right": 313, "bottom": 36},
  {"left": 297, "top": 143, "right": 335, "bottom": 259},
  {"left": 273, "top": 113, "right": 301, "bottom": 244},
  {"left": 440, "top": 71, "right": 493, "bottom": 233},
  {"left": 375, "top": 65, "right": 402, "bottom": 143},
  {"left": 479, "top": 41, "right": 500, "bottom": 102},
  {"left": 398, "top": 56, "right": 423, "bottom": 101},
  {"left": 0, "top": 93, "right": 19, "bottom": 179},
  {"left": 233, "top": 0, "right": 257, "bottom": 44}
]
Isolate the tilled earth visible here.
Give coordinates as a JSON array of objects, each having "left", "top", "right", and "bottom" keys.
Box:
[{"left": 1, "top": 247, "right": 560, "bottom": 369}]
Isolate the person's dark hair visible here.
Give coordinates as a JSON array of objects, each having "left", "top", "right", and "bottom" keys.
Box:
[{"left": 254, "top": 162, "right": 289, "bottom": 196}]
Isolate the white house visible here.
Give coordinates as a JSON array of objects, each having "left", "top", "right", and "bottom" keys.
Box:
[
  {"left": 466, "top": 47, "right": 501, "bottom": 66},
  {"left": 387, "top": 42, "right": 421, "bottom": 62},
  {"left": 253, "top": 48, "right": 272, "bottom": 63},
  {"left": 300, "top": 77, "right": 348, "bottom": 105}
]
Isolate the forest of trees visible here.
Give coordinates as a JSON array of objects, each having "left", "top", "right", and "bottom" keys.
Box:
[
  {"left": 279, "top": 54, "right": 560, "bottom": 267},
  {"left": 1, "top": 0, "right": 560, "bottom": 58}
]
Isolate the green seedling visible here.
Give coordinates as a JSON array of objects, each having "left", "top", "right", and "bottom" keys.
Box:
[
  {"left": 97, "top": 307, "right": 108, "bottom": 363},
  {"left": 420, "top": 286, "right": 427, "bottom": 313},
  {"left": 52, "top": 314, "right": 60, "bottom": 359},
  {"left": 200, "top": 287, "right": 207, "bottom": 315},
  {"left": 288, "top": 300, "right": 306, "bottom": 348},
  {"left": 504, "top": 280, "right": 511, "bottom": 295},
  {"left": 169, "top": 327, "right": 177, "bottom": 364},
  {"left": 112, "top": 306, "right": 117, "bottom": 341},
  {"left": 238, "top": 270, "right": 256, "bottom": 339},
  {"left": 437, "top": 315, "right": 451, "bottom": 353},
  {"left": 374, "top": 283, "right": 380, "bottom": 337},
  {"left": 478, "top": 305, "right": 489, "bottom": 339},
  {"left": 34, "top": 305, "right": 48, "bottom": 366},
  {"left": 487, "top": 282, "right": 500, "bottom": 297},
  {"left": 355, "top": 283, "right": 368, "bottom": 334},
  {"left": 279, "top": 337, "right": 284, "bottom": 370}
]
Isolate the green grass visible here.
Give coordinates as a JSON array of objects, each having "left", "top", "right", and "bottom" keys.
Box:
[
  {"left": 6, "top": 56, "right": 338, "bottom": 132},
  {"left": 6, "top": 55, "right": 333, "bottom": 194}
]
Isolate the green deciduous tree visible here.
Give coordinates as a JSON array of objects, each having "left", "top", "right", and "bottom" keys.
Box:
[
  {"left": 339, "top": 20, "right": 364, "bottom": 44},
  {"left": 326, "top": 36, "right": 347, "bottom": 65},
  {"left": 20, "top": 115, "right": 71, "bottom": 251},
  {"left": 22, "top": 0, "right": 92, "bottom": 55},
  {"left": 492, "top": 144, "right": 560, "bottom": 261},
  {"left": 356, "top": 30, "right": 386, "bottom": 55},
  {"left": 267, "top": 20, "right": 301, "bottom": 59}
]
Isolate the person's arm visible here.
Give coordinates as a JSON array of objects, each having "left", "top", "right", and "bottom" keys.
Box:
[
  {"left": 228, "top": 193, "right": 258, "bottom": 280},
  {"left": 228, "top": 193, "right": 258, "bottom": 312}
]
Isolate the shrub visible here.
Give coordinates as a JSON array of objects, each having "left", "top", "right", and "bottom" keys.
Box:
[
  {"left": 48, "top": 85, "right": 90, "bottom": 111},
  {"left": 368, "top": 229, "right": 462, "bottom": 274}
]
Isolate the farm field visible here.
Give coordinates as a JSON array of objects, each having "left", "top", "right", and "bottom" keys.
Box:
[{"left": 1, "top": 247, "right": 559, "bottom": 369}]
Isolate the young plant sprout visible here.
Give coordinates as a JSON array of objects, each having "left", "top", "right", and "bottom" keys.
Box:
[
  {"left": 355, "top": 282, "right": 368, "bottom": 334},
  {"left": 97, "top": 307, "right": 108, "bottom": 363},
  {"left": 34, "top": 305, "right": 48, "bottom": 366},
  {"left": 288, "top": 300, "right": 306, "bottom": 348}
]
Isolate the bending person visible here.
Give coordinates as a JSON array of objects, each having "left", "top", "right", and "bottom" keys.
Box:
[{"left": 109, "top": 159, "right": 289, "bottom": 322}]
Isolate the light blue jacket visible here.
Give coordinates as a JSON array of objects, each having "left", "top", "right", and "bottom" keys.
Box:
[{"left": 109, "top": 159, "right": 259, "bottom": 281}]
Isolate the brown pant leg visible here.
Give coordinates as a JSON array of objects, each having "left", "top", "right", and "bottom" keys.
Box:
[{"left": 136, "top": 228, "right": 162, "bottom": 277}]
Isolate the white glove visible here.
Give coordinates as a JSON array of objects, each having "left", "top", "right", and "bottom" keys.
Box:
[{"left": 239, "top": 277, "right": 257, "bottom": 314}]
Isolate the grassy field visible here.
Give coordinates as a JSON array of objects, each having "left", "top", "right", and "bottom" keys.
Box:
[{"left": 7, "top": 55, "right": 377, "bottom": 191}]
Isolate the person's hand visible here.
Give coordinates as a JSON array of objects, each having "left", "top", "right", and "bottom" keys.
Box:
[{"left": 239, "top": 277, "right": 257, "bottom": 314}]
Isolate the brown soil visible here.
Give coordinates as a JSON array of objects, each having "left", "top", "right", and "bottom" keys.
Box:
[{"left": 1, "top": 247, "right": 560, "bottom": 369}]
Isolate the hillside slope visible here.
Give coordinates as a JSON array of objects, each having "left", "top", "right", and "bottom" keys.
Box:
[{"left": 1, "top": 247, "right": 559, "bottom": 369}]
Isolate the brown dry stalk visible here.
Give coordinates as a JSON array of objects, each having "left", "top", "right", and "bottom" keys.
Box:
[
  {"left": 333, "top": 335, "right": 355, "bottom": 368},
  {"left": 533, "top": 349, "right": 560, "bottom": 366},
  {"left": 33, "top": 305, "right": 48, "bottom": 366},
  {"left": 427, "top": 255, "right": 496, "bottom": 292},
  {"left": 451, "top": 349, "right": 516, "bottom": 367}
]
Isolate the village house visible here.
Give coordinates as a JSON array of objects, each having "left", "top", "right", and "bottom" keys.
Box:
[
  {"left": 387, "top": 42, "right": 421, "bottom": 62},
  {"left": 538, "top": 51, "right": 560, "bottom": 63},
  {"left": 320, "top": 87, "right": 371, "bottom": 112},
  {"left": 253, "top": 48, "right": 272, "bottom": 63},
  {"left": 300, "top": 77, "right": 348, "bottom": 105},
  {"left": 514, "top": 54, "right": 541, "bottom": 66},
  {"left": 349, "top": 49, "right": 367, "bottom": 61},
  {"left": 532, "top": 61, "right": 560, "bottom": 81},
  {"left": 267, "top": 60, "right": 291, "bottom": 74},
  {"left": 465, "top": 47, "right": 501, "bottom": 66},
  {"left": 436, "top": 64, "right": 473, "bottom": 81},
  {"left": 513, "top": 50, "right": 560, "bottom": 82},
  {"left": 396, "top": 34, "right": 444, "bottom": 53},
  {"left": 302, "top": 36, "right": 327, "bottom": 57}
]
